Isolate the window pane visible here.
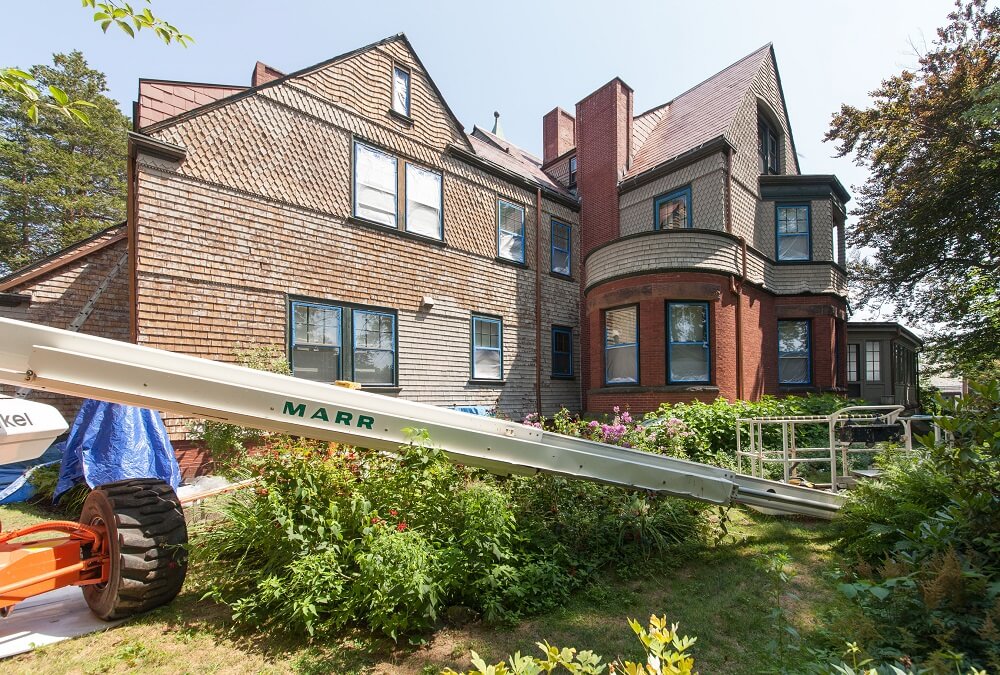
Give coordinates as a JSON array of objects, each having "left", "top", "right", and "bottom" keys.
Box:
[
  {"left": 295, "top": 304, "right": 340, "bottom": 346},
  {"left": 473, "top": 348, "right": 501, "bottom": 380},
  {"left": 474, "top": 319, "right": 500, "bottom": 349},
  {"left": 670, "top": 305, "right": 706, "bottom": 342},
  {"left": 353, "top": 311, "right": 395, "bottom": 385},
  {"left": 292, "top": 345, "right": 340, "bottom": 382},
  {"left": 779, "top": 356, "right": 809, "bottom": 384},
  {"left": 670, "top": 344, "right": 709, "bottom": 382},
  {"left": 866, "top": 341, "right": 881, "bottom": 381},
  {"left": 606, "top": 345, "right": 637, "bottom": 383},
  {"left": 658, "top": 196, "right": 687, "bottom": 229},
  {"left": 355, "top": 144, "right": 397, "bottom": 226},
  {"left": 405, "top": 164, "right": 442, "bottom": 239},
  {"left": 392, "top": 67, "right": 409, "bottom": 116},
  {"left": 778, "top": 321, "right": 808, "bottom": 353},
  {"left": 354, "top": 348, "right": 394, "bottom": 385},
  {"left": 605, "top": 307, "right": 637, "bottom": 346},
  {"left": 552, "top": 249, "right": 570, "bottom": 276},
  {"left": 778, "top": 234, "right": 809, "bottom": 260},
  {"left": 499, "top": 230, "right": 523, "bottom": 262},
  {"left": 847, "top": 344, "right": 858, "bottom": 382},
  {"left": 553, "top": 352, "right": 571, "bottom": 376}
]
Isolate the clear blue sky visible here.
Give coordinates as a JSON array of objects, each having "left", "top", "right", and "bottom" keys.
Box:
[{"left": 2, "top": 0, "right": 957, "bottom": 318}]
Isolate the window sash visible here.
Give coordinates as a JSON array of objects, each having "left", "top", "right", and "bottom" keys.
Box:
[
  {"left": 759, "top": 120, "right": 779, "bottom": 174},
  {"left": 472, "top": 316, "right": 503, "bottom": 380},
  {"left": 551, "top": 220, "right": 571, "bottom": 275},
  {"left": 668, "top": 303, "right": 710, "bottom": 383},
  {"left": 865, "top": 341, "right": 881, "bottom": 381},
  {"left": 568, "top": 156, "right": 577, "bottom": 186},
  {"left": 778, "top": 320, "right": 811, "bottom": 384},
  {"left": 405, "top": 163, "right": 442, "bottom": 239},
  {"left": 392, "top": 66, "right": 410, "bottom": 116},
  {"left": 654, "top": 187, "right": 691, "bottom": 229},
  {"left": 497, "top": 200, "right": 525, "bottom": 263},
  {"left": 352, "top": 310, "right": 395, "bottom": 386},
  {"left": 776, "top": 205, "right": 811, "bottom": 261},
  {"left": 551, "top": 327, "right": 573, "bottom": 377},
  {"left": 291, "top": 302, "right": 342, "bottom": 382},
  {"left": 604, "top": 306, "right": 638, "bottom": 385},
  {"left": 354, "top": 142, "right": 398, "bottom": 227},
  {"left": 847, "top": 344, "right": 859, "bottom": 382}
]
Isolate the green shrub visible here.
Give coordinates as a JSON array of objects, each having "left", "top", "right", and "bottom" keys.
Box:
[{"left": 832, "top": 381, "right": 1000, "bottom": 671}]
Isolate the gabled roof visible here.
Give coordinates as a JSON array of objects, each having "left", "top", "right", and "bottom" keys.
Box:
[
  {"left": 140, "top": 33, "right": 473, "bottom": 152},
  {"left": 468, "top": 127, "right": 576, "bottom": 199},
  {"left": 627, "top": 44, "right": 773, "bottom": 179},
  {"left": 0, "top": 223, "right": 126, "bottom": 292}
]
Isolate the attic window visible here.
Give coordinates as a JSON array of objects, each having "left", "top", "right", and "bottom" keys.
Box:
[
  {"left": 392, "top": 66, "right": 410, "bottom": 117},
  {"left": 758, "top": 117, "right": 779, "bottom": 175},
  {"left": 568, "top": 156, "right": 577, "bottom": 188}
]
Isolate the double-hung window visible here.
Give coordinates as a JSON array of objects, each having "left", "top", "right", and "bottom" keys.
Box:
[
  {"left": 667, "top": 302, "right": 710, "bottom": 383},
  {"left": 550, "top": 219, "right": 571, "bottom": 276},
  {"left": 291, "top": 302, "right": 343, "bottom": 383},
  {"left": 776, "top": 204, "right": 810, "bottom": 261},
  {"left": 392, "top": 65, "right": 410, "bottom": 117},
  {"left": 778, "top": 320, "right": 811, "bottom": 384},
  {"left": 352, "top": 309, "right": 396, "bottom": 385},
  {"left": 497, "top": 200, "right": 525, "bottom": 263},
  {"left": 654, "top": 186, "right": 691, "bottom": 229},
  {"left": 847, "top": 344, "right": 860, "bottom": 382},
  {"left": 471, "top": 316, "right": 503, "bottom": 380},
  {"left": 568, "top": 156, "right": 577, "bottom": 188},
  {"left": 759, "top": 118, "right": 779, "bottom": 174},
  {"left": 289, "top": 299, "right": 397, "bottom": 386},
  {"left": 865, "top": 341, "right": 881, "bottom": 381},
  {"left": 604, "top": 306, "right": 638, "bottom": 385},
  {"left": 551, "top": 326, "right": 573, "bottom": 378},
  {"left": 354, "top": 140, "right": 442, "bottom": 240}
]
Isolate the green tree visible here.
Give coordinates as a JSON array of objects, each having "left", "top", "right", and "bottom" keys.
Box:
[
  {"left": 826, "top": 0, "right": 1000, "bottom": 378},
  {"left": 0, "top": 52, "right": 129, "bottom": 274}
]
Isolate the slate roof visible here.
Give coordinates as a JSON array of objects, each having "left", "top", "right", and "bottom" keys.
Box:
[
  {"left": 626, "top": 44, "right": 773, "bottom": 179},
  {"left": 469, "top": 127, "right": 576, "bottom": 199}
]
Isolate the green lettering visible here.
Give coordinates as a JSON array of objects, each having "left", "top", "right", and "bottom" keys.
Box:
[
  {"left": 311, "top": 407, "right": 329, "bottom": 421},
  {"left": 283, "top": 401, "right": 306, "bottom": 417},
  {"left": 357, "top": 415, "right": 374, "bottom": 430},
  {"left": 335, "top": 411, "right": 353, "bottom": 426}
]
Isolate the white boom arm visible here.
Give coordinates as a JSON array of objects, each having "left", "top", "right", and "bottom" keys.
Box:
[{"left": 0, "top": 318, "right": 844, "bottom": 518}]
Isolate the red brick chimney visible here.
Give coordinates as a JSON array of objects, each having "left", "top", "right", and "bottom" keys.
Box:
[
  {"left": 542, "top": 107, "right": 576, "bottom": 165},
  {"left": 251, "top": 61, "right": 284, "bottom": 87},
  {"left": 575, "top": 78, "right": 633, "bottom": 259}
]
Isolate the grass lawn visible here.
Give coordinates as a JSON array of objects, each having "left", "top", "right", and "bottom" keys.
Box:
[{"left": 0, "top": 506, "right": 860, "bottom": 674}]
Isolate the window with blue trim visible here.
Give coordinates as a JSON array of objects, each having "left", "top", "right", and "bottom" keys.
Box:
[
  {"left": 654, "top": 186, "right": 692, "bottom": 229},
  {"left": 604, "top": 306, "right": 638, "bottom": 385},
  {"left": 776, "top": 204, "right": 810, "bottom": 261},
  {"left": 667, "top": 302, "right": 710, "bottom": 383},
  {"left": 291, "top": 302, "right": 342, "bottom": 382},
  {"left": 550, "top": 219, "right": 571, "bottom": 276},
  {"left": 497, "top": 200, "right": 525, "bottom": 263},
  {"left": 289, "top": 300, "right": 397, "bottom": 386},
  {"left": 778, "top": 320, "right": 811, "bottom": 384},
  {"left": 352, "top": 309, "right": 396, "bottom": 385},
  {"left": 392, "top": 66, "right": 410, "bottom": 117},
  {"left": 551, "top": 326, "right": 573, "bottom": 377},
  {"left": 472, "top": 316, "right": 503, "bottom": 380}
]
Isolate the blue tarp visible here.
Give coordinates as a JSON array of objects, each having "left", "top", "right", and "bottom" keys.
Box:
[
  {"left": 54, "top": 400, "right": 180, "bottom": 501},
  {"left": 449, "top": 405, "right": 492, "bottom": 416},
  {"left": 0, "top": 443, "right": 62, "bottom": 505}
]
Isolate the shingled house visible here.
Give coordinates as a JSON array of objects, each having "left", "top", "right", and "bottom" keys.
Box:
[{"left": 2, "top": 34, "right": 862, "bottom": 449}]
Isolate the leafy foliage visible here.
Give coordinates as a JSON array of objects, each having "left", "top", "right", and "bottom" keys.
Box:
[
  {"left": 825, "top": 0, "right": 1000, "bottom": 377},
  {"left": 833, "top": 381, "right": 1000, "bottom": 671},
  {"left": 195, "top": 431, "right": 708, "bottom": 640},
  {"left": 0, "top": 52, "right": 129, "bottom": 275}
]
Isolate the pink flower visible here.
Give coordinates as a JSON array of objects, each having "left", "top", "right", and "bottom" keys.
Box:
[{"left": 397, "top": 522, "right": 408, "bottom": 532}]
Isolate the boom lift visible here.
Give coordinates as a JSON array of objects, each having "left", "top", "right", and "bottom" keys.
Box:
[{"left": 0, "top": 317, "right": 845, "bottom": 620}]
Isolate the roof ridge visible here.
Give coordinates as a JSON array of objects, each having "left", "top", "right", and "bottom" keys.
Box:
[{"left": 663, "top": 43, "right": 772, "bottom": 109}]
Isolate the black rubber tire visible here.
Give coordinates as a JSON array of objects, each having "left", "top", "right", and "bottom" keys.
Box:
[{"left": 79, "top": 478, "right": 188, "bottom": 620}]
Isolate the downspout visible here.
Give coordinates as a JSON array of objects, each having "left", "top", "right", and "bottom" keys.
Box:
[
  {"left": 725, "top": 146, "right": 746, "bottom": 400},
  {"left": 126, "top": 136, "right": 139, "bottom": 345},
  {"left": 534, "top": 188, "right": 543, "bottom": 414}
]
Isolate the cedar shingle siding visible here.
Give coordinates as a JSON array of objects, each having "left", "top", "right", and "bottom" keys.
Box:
[{"left": 1, "top": 35, "right": 874, "bottom": 457}]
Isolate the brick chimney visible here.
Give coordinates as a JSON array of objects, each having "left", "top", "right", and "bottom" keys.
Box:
[
  {"left": 575, "top": 78, "right": 633, "bottom": 259},
  {"left": 542, "top": 107, "right": 576, "bottom": 165},
  {"left": 251, "top": 61, "right": 284, "bottom": 87}
]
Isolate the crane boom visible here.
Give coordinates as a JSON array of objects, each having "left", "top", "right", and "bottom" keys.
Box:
[{"left": 0, "top": 317, "right": 844, "bottom": 518}]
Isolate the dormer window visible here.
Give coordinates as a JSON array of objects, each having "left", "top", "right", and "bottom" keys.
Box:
[
  {"left": 392, "top": 65, "right": 410, "bottom": 117},
  {"left": 568, "top": 156, "right": 577, "bottom": 188},
  {"left": 758, "top": 118, "right": 779, "bottom": 175}
]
